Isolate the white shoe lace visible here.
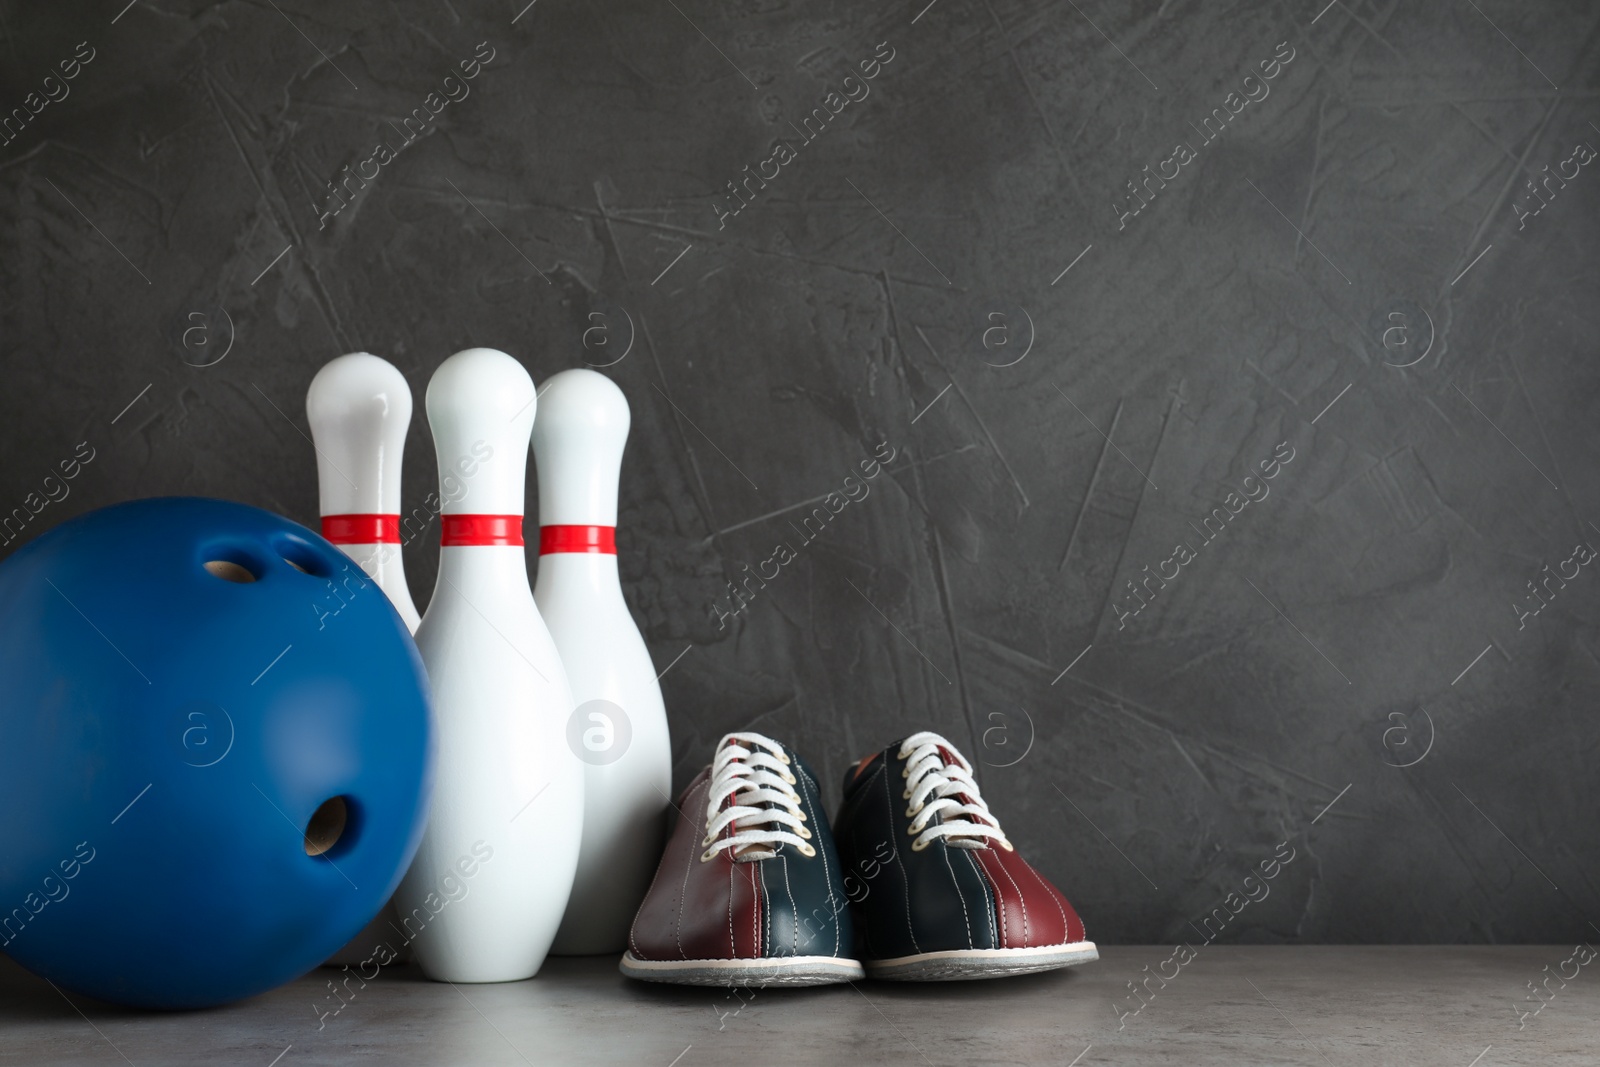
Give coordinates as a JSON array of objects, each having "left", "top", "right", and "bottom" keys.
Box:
[
  {"left": 700, "top": 733, "right": 816, "bottom": 863},
  {"left": 898, "top": 731, "right": 1013, "bottom": 853}
]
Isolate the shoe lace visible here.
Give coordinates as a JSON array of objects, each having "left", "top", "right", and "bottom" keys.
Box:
[
  {"left": 898, "top": 731, "right": 1011, "bottom": 852},
  {"left": 701, "top": 733, "right": 815, "bottom": 862}
]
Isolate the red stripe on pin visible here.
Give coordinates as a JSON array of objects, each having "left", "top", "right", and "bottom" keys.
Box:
[
  {"left": 321, "top": 514, "right": 401, "bottom": 544},
  {"left": 441, "top": 515, "right": 525, "bottom": 547},
  {"left": 539, "top": 525, "right": 617, "bottom": 555}
]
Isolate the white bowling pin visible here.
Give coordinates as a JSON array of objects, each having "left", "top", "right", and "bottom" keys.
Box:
[
  {"left": 533, "top": 369, "right": 671, "bottom": 955},
  {"left": 394, "top": 348, "right": 582, "bottom": 983},
  {"left": 307, "top": 352, "right": 420, "bottom": 970},
  {"left": 305, "top": 352, "right": 421, "bottom": 632}
]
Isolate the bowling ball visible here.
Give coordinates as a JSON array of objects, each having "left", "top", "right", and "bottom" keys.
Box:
[{"left": 0, "top": 498, "right": 433, "bottom": 1009}]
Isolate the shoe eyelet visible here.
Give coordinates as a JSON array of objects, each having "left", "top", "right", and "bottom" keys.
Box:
[
  {"left": 795, "top": 807, "right": 808, "bottom": 822},
  {"left": 903, "top": 804, "right": 922, "bottom": 819},
  {"left": 901, "top": 788, "right": 911, "bottom": 800},
  {"left": 1000, "top": 839, "right": 1014, "bottom": 852},
  {"left": 778, "top": 752, "right": 791, "bottom": 764},
  {"left": 700, "top": 848, "right": 717, "bottom": 863},
  {"left": 798, "top": 826, "right": 813, "bottom": 840},
  {"left": 910, "top": 838, "right": 930, "bottom": 852},
  {"left": 799, "top": 843, "right": 816, "bottom": 857},
  {"left": 900, "top": 767, "right": 909, "bottom": 779},
  {"left": 783, "top": 772, "right": 797, "bottom": 785}
]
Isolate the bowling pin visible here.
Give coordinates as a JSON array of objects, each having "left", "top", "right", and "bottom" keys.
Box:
[
  {"left": 393, "top": 348, "right": 582, "bottom": 982},
  {"left": 307, "top": 352, "right": 421, "bottom": 970},
  {"left": 533, "top": 370, "right": 671, "bottom": 955},
  {"left": 305, "top": 352, "right": 421, "bottom": 632}
]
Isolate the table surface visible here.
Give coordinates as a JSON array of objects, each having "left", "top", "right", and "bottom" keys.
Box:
[{"left": 2, "top": 946, "right": 1595, "bottom": 1066}]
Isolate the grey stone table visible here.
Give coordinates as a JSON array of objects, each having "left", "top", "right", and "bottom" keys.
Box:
[{"left": 1, "top": 947, "right": 1594, "bottom": 1066}]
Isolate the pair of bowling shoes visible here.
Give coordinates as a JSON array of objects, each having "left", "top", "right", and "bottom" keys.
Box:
[{"left": 620, "top": 730, "right": 1097, "bottom": 985}]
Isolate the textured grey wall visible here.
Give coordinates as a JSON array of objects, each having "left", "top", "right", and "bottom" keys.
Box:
[{"left": 2, "top": 0, "right": 1597, "bottom": 946}]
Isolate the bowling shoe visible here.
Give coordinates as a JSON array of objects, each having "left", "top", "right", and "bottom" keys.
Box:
[
  {"left": 833, "top": 731, "right": 1098, "bottom": 980},
  {"left": 620, "top": 732, "right": 865, "bottom": 986}
]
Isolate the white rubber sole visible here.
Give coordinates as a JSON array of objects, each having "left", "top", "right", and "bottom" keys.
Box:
[
  {"left": 864, "top": 940, "right": 1100, "bottom": 981},
  {"left": 619, "top": 951, "right": 866, "bottom": 987}
]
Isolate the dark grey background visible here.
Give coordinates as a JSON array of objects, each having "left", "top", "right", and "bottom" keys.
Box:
[{"left": 2, "top": 0, "right": 1596, "bottom": 946}]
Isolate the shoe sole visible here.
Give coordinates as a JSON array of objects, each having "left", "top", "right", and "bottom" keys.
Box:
[
  {"left": 864, "top": 940, "right": 1099, "bottom": 981},
  {"left": 619, "top": 951, "right": 866, "bottom": 987}
]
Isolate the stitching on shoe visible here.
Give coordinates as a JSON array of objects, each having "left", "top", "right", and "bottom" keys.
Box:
[
  {"left": 761, "top": 851, "right": 773, "bottom": 958},
  {"left": 971, "top": 847, "right": 1008, "bottom": 949},
  {"left": 988, "top": 846, "right": 1031, "bottom": 947},
  {"left": 799, "top": 763, "right": 840, "bottom": 958},
  {"left": 750, "top": 860, "right": 761, "bottom": 957},
  {"left": 676, "top": 776, "right": 709, "bottom": 960},
  {"left": 883, "top": 756, "right": 922, "bottom": 955},
  {"left": 962, "top": 845, "right": 998, "bottom": 948},
  {"left": 726, "top": 847, "right": 737, "bottom": 958},
  {"left": 1019, "top": 855, "right": 1070, "bottom": 944},
  {"left": 779, "top": 852, "right": 798, "bottom": 955},
  {"left": 925, "top": 787, "right": 978, "bottom": 950},
  {"left": 940, "top": 839, "right": 976, "bottom": 950}
]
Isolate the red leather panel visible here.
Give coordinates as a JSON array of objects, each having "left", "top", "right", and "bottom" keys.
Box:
[
  {"left": 627, "top": 768, "right": 764, "bottom": 960},
  {"left": 972, "top": 845, "right": 1087, "bottom": 949}
]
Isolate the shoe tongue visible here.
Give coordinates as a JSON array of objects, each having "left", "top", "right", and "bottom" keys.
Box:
[{"left": 734, "top": 845, "right": 777, "bottom": 862}]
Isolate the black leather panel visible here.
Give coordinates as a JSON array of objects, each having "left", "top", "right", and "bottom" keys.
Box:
[
  {"left": 756, "top": 747, "right": 855, "bottom": 959},
  {"left": 834, "top": 747, "right": 1003, "bottom": 959}
]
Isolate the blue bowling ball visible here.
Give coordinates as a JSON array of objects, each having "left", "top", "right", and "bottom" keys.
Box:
[{"left": 0, "top": 498, "right": 433, "bottom": 1009}]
